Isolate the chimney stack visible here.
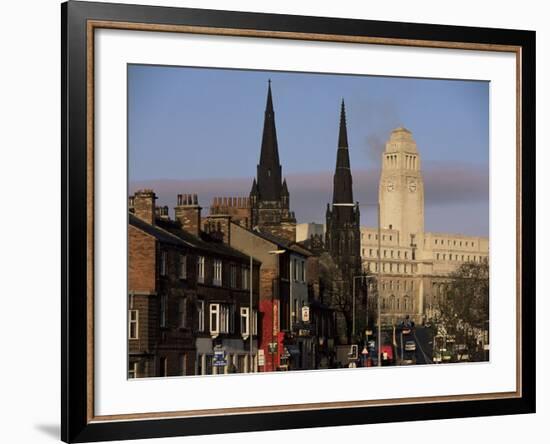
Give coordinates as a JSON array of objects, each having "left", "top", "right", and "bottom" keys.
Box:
[
  {"left": 155, "top": 205, "right": 170, "bottom": 220},
  {"left": 133, "top": 189, "right": 156, "bottom": 225},
  {"left": 175, "top": 193, "right": 202, "bottom": 236}
]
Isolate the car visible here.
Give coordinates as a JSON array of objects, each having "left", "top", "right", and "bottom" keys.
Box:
[
  {"left": 402, "top": 352, "right": 416, "bottom": 365},
  {"left": 404, "top": 340, "right": 416, "bottom": 352}
]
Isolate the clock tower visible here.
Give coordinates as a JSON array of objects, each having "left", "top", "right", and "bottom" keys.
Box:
[{"left": 379, "top": 127, "right": 424, "bottom": 248}]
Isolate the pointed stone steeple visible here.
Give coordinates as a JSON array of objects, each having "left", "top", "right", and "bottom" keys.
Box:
[
  {"left": 325, "top": 100, "right": 362, "bottom": 343},
  {"left": 255, "top": 80, "right": 282, "bottom": 202},
  {"left": 338, "top": 99, "right": 349, "bottom": 149},
  {"left": 249, "top": 81, "right": 296, "bottom": 241},
  {"left": 332, "top": 99, "right": 354, "bottom": 206}
]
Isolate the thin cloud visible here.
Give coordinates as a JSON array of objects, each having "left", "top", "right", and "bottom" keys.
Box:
[{"left": 130, "top": 162, "right": 488, "bottom": 236}]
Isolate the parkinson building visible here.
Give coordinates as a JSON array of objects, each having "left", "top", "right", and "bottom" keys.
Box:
[{"left": 361, "top": 127, "right": 489, "bottom": 325}]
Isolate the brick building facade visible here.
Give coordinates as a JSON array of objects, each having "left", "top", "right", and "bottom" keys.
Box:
[{"left": 128, "top": 190, "right": 260, "bottom": 378}]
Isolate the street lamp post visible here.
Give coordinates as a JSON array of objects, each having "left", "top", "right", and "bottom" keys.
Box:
[{"left": 268, "top": 249, "right": 286, "bottom": 372}]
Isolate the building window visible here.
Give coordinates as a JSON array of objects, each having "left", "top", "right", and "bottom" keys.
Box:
[
  {"left": 178, "top": 297, "right": 187, "bottom": 328},
  {"left": 159, "top": 357, "right": 168, "bottom": 377},
  {"left": 179, "top": 254, "right": 187, "bottom": 279},
  {"left": 240, "top": 307, "right": 250, "bottom": 336},
  {"left": 210, "top": 303, "right": 231, "bottom": 334},
  {"left": 436, "top": 253, "right": 440, "bottom": 260},
  {"left": 404, "top": 251, "right": 408, "bottom": 259},
  {"left": 252, "top": 309, "right": 258, "bottom": 335},
  {"left": 435, "top": 239, "right": 438, "bottom": 245},
  {"left": 128, "top": 362, "right": 138, "bottom": 379},
  {"left": 301, "top": 260, "right": 306, "bottom": 282},
  {"left": 197, "top": 300, "right": 205, "bottom": 332},
  {"left": 220, "top": 304, "right": 230, "bottom": 333},
  {"left": 389, "top": 235, "right": 393, "bottom": 241},
  {"left": 293, "top": 259, "right": 298, "bottom": 281},
  {"left": 181, "top": 354, "right": 188, "bottom": 376},
  {"left": 230, "top": 264, "right": 237, "bottom": 288},
  {"left": 213, "top": 259, "right": 222, "bottom": 286},
  {"left": 368, "top": 234, "right": 372, "bottom": 240},
  {"left": 160, "top": 251, "right": 167, "bottom": 276},
  {"left": 129, "top": 309, "right": 139, "bottom": 339},
  {"left": 390, "top": 250, "right": 394, "bottom": 258},
  {"left": 209, "top": 303, "right": 219, "bottom": 334},
  {"left": 197, "top": 256, "right": 205, "bottom": 283},
  {"left": 242, "top": 266, "right": 250, "bottom": 290},
  {"left": 362, "top": 248, "right": 365, "bottom": 256},
  {"left": 160, "top": 295, "right": 167, "bottom": 328}
]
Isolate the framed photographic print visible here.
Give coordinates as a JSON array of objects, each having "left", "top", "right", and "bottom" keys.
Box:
[{"left": 61, "top": 1, "right": 536, "bottom": 442}]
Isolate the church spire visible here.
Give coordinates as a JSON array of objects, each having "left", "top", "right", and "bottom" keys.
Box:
[
  {"left": 338, "top": 99, "right": 349, "bottom": 149},
  {"left": 259, "top": 79, "right": 280, "bottom": 168},
  {"left": 255, "top": 80, "right": 282, "bottom": 201},
  {"left": 332, "top": 100, "right": 353, "bottom": 204}
]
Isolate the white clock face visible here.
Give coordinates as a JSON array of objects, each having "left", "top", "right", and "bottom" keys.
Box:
[
  {"left": 408, "top": 180, "right": 417, "bottom": 192},
  {"left": 386, "top": 181, "right": 395, "bottom": 192}
]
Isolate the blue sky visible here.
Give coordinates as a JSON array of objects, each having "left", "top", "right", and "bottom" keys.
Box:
[{"left": 128, "top": 65, "right": 489, "bottom": 236}]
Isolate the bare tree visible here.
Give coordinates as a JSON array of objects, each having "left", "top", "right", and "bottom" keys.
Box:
[
  {"left": 434, "top": 260, "right": 489, "bottom": 358},
  {"left": 317, "top": 252, "right": 374, "bottom": 344}
]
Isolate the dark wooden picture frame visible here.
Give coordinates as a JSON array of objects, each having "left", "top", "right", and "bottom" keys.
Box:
[{"left": 62, "top": 1, "right": 536, "bottom": 442}]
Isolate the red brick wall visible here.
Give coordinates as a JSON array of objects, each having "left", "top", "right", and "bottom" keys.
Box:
[{"left": 128, "top": 225, "right": 156, "bottom": 293}]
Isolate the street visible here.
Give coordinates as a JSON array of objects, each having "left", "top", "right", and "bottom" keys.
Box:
[
  {"left": 394, "top": 326, "right": 434, "bottom": 365},
  {"left": 413, "top": 327, "right": 433, "bottom": 365}
]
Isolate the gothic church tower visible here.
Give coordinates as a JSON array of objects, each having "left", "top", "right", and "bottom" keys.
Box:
[
  {"left": 250, "top": 81, "right": 296, "bottom": 241},
  {"left": 379, "top": 127, "right": 425, "bottom": 248},
  {"left": 325, "top": 101, "right": 361, "bottom": 279}
]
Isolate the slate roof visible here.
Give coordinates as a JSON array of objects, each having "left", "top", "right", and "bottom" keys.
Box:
[
  {"left": 244, "top": 227, "right": 312, "bottom": 258},
  {"left": 129, "top": 213, "right": 259, "bottom": 264}
]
